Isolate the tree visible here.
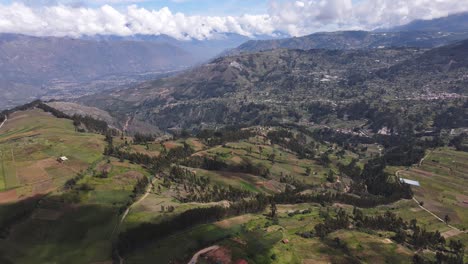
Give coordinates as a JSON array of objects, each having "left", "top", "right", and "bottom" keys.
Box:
[
  {"left": 444, "top": 214, "right": 451, "bottom": 224},
  {"left": 270, "top": 202, "right": 277, "bottom": 218},
  {"left": 326, "top": 170, "right": 336, "bottom": 183}
]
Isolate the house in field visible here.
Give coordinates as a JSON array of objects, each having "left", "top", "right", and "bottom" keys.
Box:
[
  {"left": 58, "top": 156, "right": 69, "bottom": 163},
  {"left": 399, "top": 178, "right": 420, "bottom": 187}
]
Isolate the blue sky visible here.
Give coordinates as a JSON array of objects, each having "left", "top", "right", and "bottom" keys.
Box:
[{"left": 0, "top": 0, "right": 270, "bottom": 15}]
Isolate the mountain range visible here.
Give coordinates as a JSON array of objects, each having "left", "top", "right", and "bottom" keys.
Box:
[
  {"left": 78, "top": 38, "right": 467, "bottom": 132},
  {"left": 0, "top": 33, "right": 256, "bottom": 109}
]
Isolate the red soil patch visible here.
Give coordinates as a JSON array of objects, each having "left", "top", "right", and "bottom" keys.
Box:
[
  {"left": 163, "top": 141, "right": 180, "bottom": 150},
  {"left": 188, "top": 139, "right": 204, "bottom": 151},
  {"left": 203, "top": 247, "right": 232, "bottom": 264},
  {"left": 0, "top": 189, "right": 18, "bottom": 204},
  {"left": 17, "top": 158, "right": 57, "bottom": 184}
]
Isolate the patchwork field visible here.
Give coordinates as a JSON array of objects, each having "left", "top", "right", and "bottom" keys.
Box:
[
  {"left": 0, "top": 156, "right": 152, "bottom": 263},
  {"left": 394, "top": 147, "right": 468, "bottom": 230},
  {"left": 0, "top": 109, "right": 105, "bottom": 202},
  {"left": 124, "top": 203, "right": 417, "bottom": 264}
]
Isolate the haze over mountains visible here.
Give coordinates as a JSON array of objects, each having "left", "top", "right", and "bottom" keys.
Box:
[
  {"left": 0, "top": 33, "right": 254, "bottom": 109},
  {"left": 0, "top": 3, "right": 468, "bottom": 264},
  {"left": 1, "top": 12, "right": 468, "bottom": 110},
  {"left": 227, "top": 13, "right": 468, "bottom": 55}
]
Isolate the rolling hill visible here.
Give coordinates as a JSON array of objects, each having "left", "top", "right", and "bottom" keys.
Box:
[
  {"left": 79, "top": 39, "right": 467, "bottom": 132},
  {"left": 384, "top": 12, "right": 468, "bottom": 33},
  {"left": 225, "top": 30, "right": 468, "bottom": 56}
]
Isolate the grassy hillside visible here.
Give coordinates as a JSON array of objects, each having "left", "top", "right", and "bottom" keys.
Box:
[
  {"left": 0, "top": 107, "right": 466, "bottom": 263},
  {"left": 0, "top": 108, "right": 153, "bottom": 263},
  {"left": 0, "top": 109, "right": 104, "bottom": 202}
]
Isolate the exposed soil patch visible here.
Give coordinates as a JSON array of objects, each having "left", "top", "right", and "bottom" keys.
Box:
[
  {"left": 442, "top": 229, "right": 463, "bottom": 238},
  {"left": 215, "top": 215, "right": 253, "bottom": 229},
  {"left": 0, "top": 189, "right": 17, "bottom": 203},
  {"left": 382, "top": 238, "right": 393, "bottom": 244},
  {"left": 163, "top": 141, "right": 180, "bottom": 150},
  {"left": 203, "top": 246, "right": 232, "bottom": 264},
  {"left": 188, "top": 139, "right": 204, "bottom": 151},
  {"left": 17, "top": 163, "right": 50, "bottom": 184}
]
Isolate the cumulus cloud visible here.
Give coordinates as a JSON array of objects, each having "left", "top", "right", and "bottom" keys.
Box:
[{"left": 0, "top": 0, "right": 467, "bottom": 40}]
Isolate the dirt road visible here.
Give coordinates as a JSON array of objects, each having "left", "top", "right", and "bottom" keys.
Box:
[
  {"left": 188, "top": 245, "right": 220, "bottom": 264},
  {"left": 0, "top": 116, "right": 7, "bottom": 130}
]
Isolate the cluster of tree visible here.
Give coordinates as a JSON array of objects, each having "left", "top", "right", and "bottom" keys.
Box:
[
  {"left": 64, "top": 171, "right": 86, "bottom": 190},
  {"left": 131, "top": 177, "right": 149, "bottom": 200},
  {"left": 273, "top": 188, "right": 406, "bottom": 208},
  {"left": 36, "top": 102, "right": 70, "bottom": 119},
  {"left": 450, "top": 133, "right": 468, "bottom": 152},
  {"left": 116, "top": 194, "right": 270, "bottom": 257},
  {"left": 359, "top": 157, "right": 413, "bottom": 198},
  {"left": 196, "top": 127, "right": 255, "bottom": 147},
  {"left": 71, "top": 115, "right": 110, "bottom": 134},
  {"left": 133, "top": 133, "right": 156, "bottom": 144},
  {"left": 105, "top": 145, "right": 159, "bottom": 167},
  {"left": 338, "top": 159, "right": 362, "bottom": 179},
  {"left": 434, "top": 105, "right": 468, "bottom": 130},
  {"left": 279, "top": 174, "right": 309, "bottom": 192},
  {"left": 299, "top": 207, "right": 465, "bottom": 263},
  {"left": 313, "top": 209, "right": 350, "bottom": 239},
  {"left": 267, "top": 130, "right": 315, "bottom": 159},
  {"left": 183, "top": 155, "right": 271, "bottom": 178},
  {"left": 165, "top": 143, "right": 194, "bottom": 163},
  {"left": 164, "top": 166, "right": 254, "bottom": 203}
]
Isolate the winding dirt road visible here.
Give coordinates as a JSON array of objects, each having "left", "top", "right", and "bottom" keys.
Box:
[
  {"left": 0, "top": 116, "right": 7, "bottom": 130},
  {"left": 188, "top": 245, "right": 220, "bottom": 264}
]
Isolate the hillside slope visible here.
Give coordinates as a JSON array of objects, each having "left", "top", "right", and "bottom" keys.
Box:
[
  {"left": 81, "top": 40, "right": 467, "bottom": 131},
  {"left": 0, "top": 34, "right": 194, "bottom": 109},
  {"left": 226, "top": 31, "right": 468, "bottom": 56},
  {"left": 385, "top": 12, "right": 468, "bottom": 32}
]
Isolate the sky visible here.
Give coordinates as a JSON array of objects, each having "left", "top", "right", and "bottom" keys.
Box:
[{"left": 1, "top": 0, "right": 468, "bottom": 40}]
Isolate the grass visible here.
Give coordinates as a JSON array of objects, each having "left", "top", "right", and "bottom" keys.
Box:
[
  {"left": 0, "top": 109, "right": 105, "bottom": 199},
  {"left": 390, "top": 147, "right": 468, "bottom": 229}
]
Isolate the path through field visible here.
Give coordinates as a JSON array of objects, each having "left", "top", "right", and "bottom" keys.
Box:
[
  {"left": 112, "top": 176, "right": 158, "bottom": 264},
  {"left": 0, "top": 116, "right": 7, "bottom": 130},
  {"left": 123, "top": 116, "right": 132, "bottom": 132},
  {"left": 188, "top": 245, "right": 220, "bottom": 264},
  {"left": 396, "top": 150, "right": 465, "bottom": 235}
]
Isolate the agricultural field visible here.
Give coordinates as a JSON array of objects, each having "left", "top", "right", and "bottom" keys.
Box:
[
  {"left": 0, "top": 109, "right": 154, "bottom": 263},
  {"left": 391, "top": 147, "right": 468, "bottom": 230},
  {"left": 0, "top": 156, "right": 152, "bottom": 263},
  {"left": 124, "top": 203, "right": 416, "bottom": 264},
  {"left": 0, "top": 109, "right": 105, "bottom": 203}
]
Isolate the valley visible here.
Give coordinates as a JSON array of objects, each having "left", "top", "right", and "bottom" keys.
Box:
[
  {"left": 0, "top": 6, "right": 467, "bottom": 264},
  {"left": 0, "top": 101, "right": 465, "bottom": 263}
]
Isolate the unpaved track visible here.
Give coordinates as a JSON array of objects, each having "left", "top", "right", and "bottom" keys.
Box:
[
  {"left": 188, "top": 245, "right": 220, "bottom": 264},
  {"left": 396, "top": 150, "right": 464, "bottom": 234},
  {"left": 112, "top": 177, "right": 157, "bottom": 264},
  {"left": 0, "top": 116, "right": 7, "bottom": 130}
]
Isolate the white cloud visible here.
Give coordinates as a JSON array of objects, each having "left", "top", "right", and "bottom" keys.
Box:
[{"left": 0, "top": 0, "right": 467, "bottom": 40}]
